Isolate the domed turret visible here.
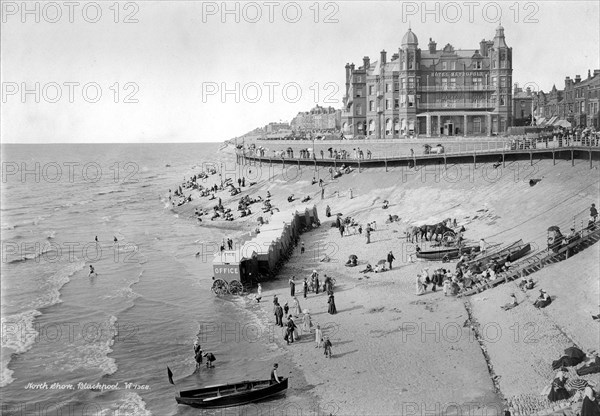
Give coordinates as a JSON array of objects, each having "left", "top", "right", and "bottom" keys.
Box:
[
  {"left": 493, "top": 24, "right": 507, "bottom": 48},
  {"left": 401, "top": 28, "right": 418, "bottom": 48}
]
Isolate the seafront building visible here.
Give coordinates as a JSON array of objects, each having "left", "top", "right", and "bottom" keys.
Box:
[
  {"left": 290, "top": 105, "right": 341, "bottom": 132},
  {"left": 341, "top": 26, "right": 513, "bottom": 138},
  {"left": 533, "top": 70, "right": 600, "bottom": 129}
]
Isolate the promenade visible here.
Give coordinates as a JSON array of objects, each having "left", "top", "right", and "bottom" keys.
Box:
[{"left": 237, "top": 140, "right": 600, "bottom": 171}]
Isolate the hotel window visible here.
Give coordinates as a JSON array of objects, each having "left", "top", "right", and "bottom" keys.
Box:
[
  {"left": 491, "top": 77, "right": 497, "bottom": 87},
  {"left": 400, "top": 95, "right": 406, "bottom": 107},
  {"left": 449, "top": 78, "right": 457, "bottom": 89},
  {"left": 416, "top": 78, "right": 420, "bottom": 87},
  {"left": 394, "top": 82, "right": 399, "bottom": 92},
  {"left": 500, "top": 77, "right": 506, "bottom": 88},
  {"left": 441, "top": 78, "right": 448, "bottom": 89},
  {"left": 401, "top": 78, "right": 406, "bottom": 89},
  {"left": 501, "top": 60, "right": 507, "bottom": 69},
  {"left": 408, "top": 78, "right": 414, "bottom": 89},
  {"left": 450, "top": 62, "right": 456, "bottom": 70},
  {"left": 356, "top": 88, "right": 363, "bottom": 97},
  {"left": 500, "top": 96, "right": 505, "bottom": 106},
  {"left": 581, "top": 102, "right": 585, "bottom": 113},
  {"left": 408, "top": 95, "right": 415, "bottom": 107},
  {"left": 356, "top": 104, "right": 362, "bottom": 115},
  {"left": 385, "top": 119, "right": 392, "bottom": 135},
  {"left": 492, "top": 60, "right": 497, "bottom": 69},
  {"left": 394, "top": 99, "right": 399, "bottom": 109},
  {"left": 369, "top": 101, "right": 374, "bottom": 111},
  {"left": 385, "top": 83, "right": 391, "bottom": 93},
  {"left": 442, "top": 62, "right": 447, "bottom": 70},
  {"left": 473, "top": 77, "right": 483, "bottom": 89},
  {"left": 473, "top": 117, "right": 481, "bottom": 132},
  {"left": 474, "top": 61, "right": 482, "bottom": 69},
  {"left": 408, "top": 53, "right": 414, "bottom": 70},
  {"left": 369, "top": 85, "right": 374, "bottom": 95},
  {"left": 385, "top": 99, "right": 391, "bottom": 110},
  {"left": 394, "top": 119, "right": 400, "bottom": 134}
]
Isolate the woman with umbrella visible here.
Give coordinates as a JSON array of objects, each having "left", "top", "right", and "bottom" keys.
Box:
[{"left": 327, "top": 293, "right": 337, "bottom": 315}]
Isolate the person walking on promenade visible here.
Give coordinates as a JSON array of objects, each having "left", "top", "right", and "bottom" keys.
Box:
[
  {"left": 366, "top": 226, "right": 371, "bottom": 244},
  {"left": 591, "top": 203, "right": 598, "bottom": 223},
  {"left": 283, "top": 302, "right": 289, "bottom": 316},
  {"left": 289, "top": 277, "right": 296, "bottom": 297},
  {"left": 339, "top": 224, "right": 345, "bottom": 238},
  {"left": 303, "top": 278, "right": 308, "bottom": 298},
  {"left": 327, "top": 294, "right": 337, "bottom": 315},
  {"left": 387, "top": 251, "right": 395, "bottom": 270},
  {"left": 321, "top": 187, "right": 325, "bottom": 200}
]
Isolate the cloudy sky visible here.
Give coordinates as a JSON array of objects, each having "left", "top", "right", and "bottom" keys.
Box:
[{"left": 1, "top": 1, "right": 599, "bottom": 143}]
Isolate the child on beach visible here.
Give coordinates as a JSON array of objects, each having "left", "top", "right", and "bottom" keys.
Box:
[
  {"left": 315, "top": 324, "right": 322, "bottom": 348},
  {"left": 324, "top": 337, "right": 332, "bottom": 358},
  {"left": 256, "top": 283, "right": 262, "bottom": 303},
  {"left": 442, "top": 278, "right": 451, "bottom": 296}
]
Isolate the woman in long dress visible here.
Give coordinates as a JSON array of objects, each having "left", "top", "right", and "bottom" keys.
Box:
[
  {"left": 416, "top": 274, "right": 425, "bottom": 295},
  {"left": 302, "top": 310, "right": 312, "bottom": 333},
  {"left": 327, "top": 294, "right": 337, "bottom": 315},
  {"left": 293, "top": 297, "right": 302, "bottom": 316}
]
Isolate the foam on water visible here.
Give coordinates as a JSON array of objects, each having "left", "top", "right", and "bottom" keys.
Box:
[
  {"left": 31, "top": 260, "right": 86, "bottom": 309},
  {"left": 99, "top": 391, "right": 152, "bottom": 416},
  {"left": 0, "top": 309, "right": 42, "bottom": 387}
]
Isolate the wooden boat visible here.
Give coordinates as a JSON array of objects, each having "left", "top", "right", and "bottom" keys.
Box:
[
  {"left": 467, "top": 239, "right": 522, "bottom": 264},
  {"left": 176, "top": 378, "right": 288, "bottom": 408},
  {"left": 416, "top": 246, "right": 478, "bottom": 261}
]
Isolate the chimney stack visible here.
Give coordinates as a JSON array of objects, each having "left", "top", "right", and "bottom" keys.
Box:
[
  {"left": 391, "top": 53, "right": 399, "bottom": 61},
  {"left": 594, "top": 69, "right": 600, "bottom": 76},
  {"left": 575, "top": 75, "right": 581, "bottom": 83},
  {"left": 428, "top": 38, "right": 437, "bottom": 54},
  {"left": 588, "top": 69, "right": 592, "bottom": 79},
  {"left": 479, "top": 39, "right": 488, "bottom": 56},
  {"left": 380, "top": 50, "right": 387, "bottom": 65},
  {"left": 363, "top": 56, "right": 370, "bottom": 69}
]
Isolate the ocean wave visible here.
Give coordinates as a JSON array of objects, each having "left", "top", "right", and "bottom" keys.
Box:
[
  {"left": 99, "top": 392, "right": 152, "bottom": 416},
  {"left": 97, "top": 190, "right": 126, "bottom": 196},
  {"left": 0, "top": 309, "right": 42, "bottom": 387},
  {"left": 51, "top": 315, "right": 118, "bottom": 376},
  {"left": 1, "top": 216, "right": 46, "bottom": 231},
  {"left": 5, "top": 244, "right": 59, "bottom": 264},
  {"left": 31, "top": 260, "right": 85, "bottom": 309}
]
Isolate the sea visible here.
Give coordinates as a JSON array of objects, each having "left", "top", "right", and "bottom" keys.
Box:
[{"left": 0, "top": 143, "right": 314, "bottom": 416}]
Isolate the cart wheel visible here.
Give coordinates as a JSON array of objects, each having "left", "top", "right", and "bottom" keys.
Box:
[
  {"left": 212, "top": 279, "right": 228, "bottom": 296},
  {"left": 229, "top": 280, "right": 243, "bottom": 295}
]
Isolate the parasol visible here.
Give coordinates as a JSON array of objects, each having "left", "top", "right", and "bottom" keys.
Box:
[
  {"left": 376, "top": 259, "right": 387, "bottom": 265},
  {"left": 349, "top": 254, "right": 358, "bottom": 261},
  {"left": 547, "top": 226, "right": 561, "bottom": 232},
  {"left": 565, "top": 378, "right": 588, "bottom": 391}
]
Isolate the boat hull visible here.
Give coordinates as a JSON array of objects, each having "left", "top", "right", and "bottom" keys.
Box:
[
  {"left": 416, "top": 246, "right": 477, "bottom": 261},
  {"left": 176, "top": 378, "right": 288, "bottom": 409}
]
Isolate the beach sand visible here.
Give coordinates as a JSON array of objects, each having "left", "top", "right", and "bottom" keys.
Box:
[{"left": 176, "top": 150, "right": 599, "bottom": 415}]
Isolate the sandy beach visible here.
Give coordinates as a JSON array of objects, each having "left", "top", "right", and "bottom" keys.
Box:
[{"left": 173, "top": 146, "right": 599, "bottom": 415}]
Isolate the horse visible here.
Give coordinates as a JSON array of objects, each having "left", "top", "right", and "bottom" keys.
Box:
[{"left": 405, "top": 225, "right": 420, "bottom": 243}]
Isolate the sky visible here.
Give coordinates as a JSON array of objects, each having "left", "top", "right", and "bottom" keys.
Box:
[{"left": 1, "top": 1, "right": 599, "bottom": 143}]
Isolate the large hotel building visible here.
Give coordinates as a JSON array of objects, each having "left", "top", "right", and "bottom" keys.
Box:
[{"left": 341, "top": 26, "right": 513, "bottom": 138}]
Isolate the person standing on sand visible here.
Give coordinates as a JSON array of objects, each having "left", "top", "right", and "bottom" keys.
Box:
[
  {"left": 289, "top": 277, "right": 296, "bottom": 297},
  {"left": 301, "top": 242, "right": 305, "bottom": 254},
  {"left": 283, "top": 302, "right": 289, "bottom": 316},
  {"left": 324, "top": 337, "right": 333, "bottom": 358},
  {"left": 416, "top": 274, "right": 426, "bottom": 295},
  {"left": 327, "top": 294, "right": 337, "bottom": 314},
  {"left": 256, "top": 283, "right": 262, "bottom": 303},
  {"left": 479, "top": 238, "right": 487, "bottom": 254},
  {"left": 275, "top": 302, "right": 283, "bottom": 327},
  {"left": 293, "top": 296, "right": 302, "bottom": 317},
  {"left": 321, "top": 187, "right": 325, "bottom": 200},
  {"left": 270, "top": 363, "right": 281, "bottom": 384},
  {"left": 314, "top": 274, "right": 320, "bottom": 294},
  {"left": 366, "top": 227, "right": 371, "bottom": 244},
  {"left": 387, "top": 251, "right": 395, "bottom": 269},
  {"left": 302, "top": 310, "right": 312, "bottom": 333},
  {"left": 315, "top": 324, "right": 323, "bottom": 348},
  {"left": 303, "top": 278, "right": 308, "bottom": 298},
  {"left": 339, "top": 224, "right": 345, "bottom": 238}
]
